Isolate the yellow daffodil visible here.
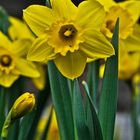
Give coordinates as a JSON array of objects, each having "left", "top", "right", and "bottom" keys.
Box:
[
  {"left": 23, "top": 0, "right": 114, "bottom": 79},
  {"left": 8, "top": 17, "right": 46, "bottom": 90},
  {"left": 100, "top": 50, "right": 140, "bottom": 80},
  {"left": 0, "top": 32, "right": 40, "bottom": 87},
  {"left": 95, "top": 0, "right": 140, "bottom": 39}
]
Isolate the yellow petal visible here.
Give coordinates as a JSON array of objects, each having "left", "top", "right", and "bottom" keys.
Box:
[
  {"left": 50, "top": 0, "right": 77, "bottom": 19},
  {"left": 119, "top": 1, "right": 140, "bottom": 23},
  {"left": 8, "top": 16, "right": 34, "bottom": 40},
  {"left": 75, "top": 0, "right": 105, "bottom": 29},
  {"left": 0, "top": 47, "right": 10, "bottom": 56},
  {"left": 122, "top": 24, "right": 140, "bottom": 52},
  {"left": 0, "top": 31, "right": 12, "bottom": 48},
  {"left": 15, "top": 58, "right": 40, "bottom": 78},
  {"left": 27, "top": 35, "right": 56, "bottom": 63},
  {"left": 87, "top": 57, "right": 98, "bottom": 63},
  {"left": 11, "top": 92, "right": 35, "bottom": 119},
  {"left": 119, "top": 51, "right": 140, "bottom": 80},
  {"left": 94, "top": 0, "right": 116, "bottom": 11},
  {"left": 80, "top": 29, "right": 114, "bottom": 59},
  {"left": 23, "top": 5, "right": 56, "bottom": 36},
  {"left": 0, "top": 73, "right": 19, "bottom": 87},
  {"left": 32, "top": 64, "right": 46, "bottom": 90},
  {"left": 11, "top": 39, "right": 32, "bottom": 57},
  {"left": 54, "top": 51, "right": 87, "bottom": 80},
  {"left": 47, "top": 109, "right": 60, "bottom": 140}
]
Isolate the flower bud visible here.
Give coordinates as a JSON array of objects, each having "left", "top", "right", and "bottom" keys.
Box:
[
  {"left": 1, "top": 92, "right": 35, "bottom": 138},
  {"left": 11, "top": 92, "right": 35, "bottom": 120}
]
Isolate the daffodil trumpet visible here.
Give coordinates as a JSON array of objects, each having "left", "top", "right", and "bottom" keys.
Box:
[{"left": 1, "top": 92, "right": 35, "bottom": 139}]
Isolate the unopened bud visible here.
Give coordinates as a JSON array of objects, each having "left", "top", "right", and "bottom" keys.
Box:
[
  {"left": 11, "top": 92, "right": 35, "bottom": 120},
  {"left": 1, "top": 92, "right": 35, "bottom": 138}
]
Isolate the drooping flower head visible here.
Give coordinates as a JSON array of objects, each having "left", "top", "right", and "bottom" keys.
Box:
[
  {"left": 23, "top": 0, "right": 114, "bottom": 79},
  {"left": 0, "top": 32, "right": 40, "bottom": 87}
]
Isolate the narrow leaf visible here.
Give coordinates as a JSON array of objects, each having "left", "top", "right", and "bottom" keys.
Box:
[
  {"left": 0, "top": 87, "right": 6, "bottom": 135},
  {"left": 87, "top": 60, "right": 100, "bottom": 105},
  {"left": 73, "top": 80, "right": 90, "bottom": 140},
  {"left": 48, "top": 61, "right": 77, "bottom": 140},
  {"left": 82, "top": 81, "right": 103, "bottom": 140},
  {"left": 0, "top": 6, "right": 10, "bottom": 34},
  {"left": 18, "top": 110, "right": 35, "bottom": 140},
  {"left": 98, "top": 19, "right": 119, "bottom": 140}
]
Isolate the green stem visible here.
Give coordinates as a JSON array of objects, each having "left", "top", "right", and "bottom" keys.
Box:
[
  {"left": 131, "top": 84, "right": 140, "bottom": 140},
  {"left": 1, "top": 110, "right": 12, "bottom": 139},
  {"left": 0, "top": 87, "right": 6, "bottom": 135}
]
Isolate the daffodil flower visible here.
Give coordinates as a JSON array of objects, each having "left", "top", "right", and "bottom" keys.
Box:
[
  {"left": 23, "top": 0, "right": 114, "bottom": 79},
  {"left": 8, "top": 17, "right": 46, "bottom": 90},
  {"left": 0, "top": 32, "right": 40, "bottom": 87},
  {"left": 100, "top": 49, "right": 140, "bottom": 80},
  {"left": 95, "top": 0, "right": 140, "bottom": 39}
]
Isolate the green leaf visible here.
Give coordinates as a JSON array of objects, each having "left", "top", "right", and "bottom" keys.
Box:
[
  {"left": 98, "top": 19, "right": 119, "bottom": 140},
  {"left": 87, "top": 60, "right": 100, "bottom": 105},
  {"left": 46, "top": 0, "right": 51, "bottom": 8},
  {"left": 131, "top": 83, "right": 140, "bottom": 140},
  {"left": 82, "top": 81, "right": 103, "bottom": 140},
  {"left": 7, "top": 121, "right": 19, "bottom": 140},
  {"left": 18, "top": 110, "right": 35, "bottom": 140},
  {"left": 41, "top": 107, "right": 53, "bottom": 140},
  {"left": 48, "top": 61, "right": 77, "bottom": 140},
  {"left": 0, "top": 6, "right": 10, "bottom": 34},
  {"left": 0, "top": 87, "right": 6, "bottom": 135},
  {"left": 27, "top": 75, "right": 50, "bottom": 140},
  {"left": 72, "top": 80, "right": 90, "bottom": 140}
]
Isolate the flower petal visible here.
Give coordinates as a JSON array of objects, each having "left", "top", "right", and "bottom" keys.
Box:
[
  {"left": 0, "top": 31, "right": 12, "bottom": 48},
  {"left": 80, "top": 29, "right": 115, "bottom": 58},
  {"left": 122, "top": 24, "right": 140, "bottom": 52},
  {"left": 23, "top": 5, "right": 56, "bottom": 36},
  {"left": 54, "top": 51, "right": 87, "bottom": 80},
  {"left": 27, "top": 35, "right": 56, "bottom": 63},
  {"left": 8, "top": 16, "right": 34, "bottom": 40},
  {"left": 0, "top": 73, "right": 19, "bottom": 87},
  {"left": 50, "top": 0, "right": 77, "bottom": 19},
  {"left": 32, "top": 64, "right": 46, "bottom": 90},
  {"left": 95, "top": 0, "right": 116, "bottom": 11},
  {"left": 11, "top": 39, "right": 32, "bottom": 57},
  {"left": 75, "top": 0, "right": 105, "bottom": 29},
  {"left": 120, "top": 1, "right": 140, "bottom": 23},
  {"left": 15, "top": 58, "right": 40, "bottom": 78}
]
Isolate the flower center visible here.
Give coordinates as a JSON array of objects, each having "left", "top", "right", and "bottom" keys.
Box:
[
  {"left": 106, "top": 20, "right": 114, "bottom": 33},
  {"left": 59, "top": 24, "right": 77, "bottom": 41},
  {"left": 0, "top": 55, "right": 12, "bottom": 67}
]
